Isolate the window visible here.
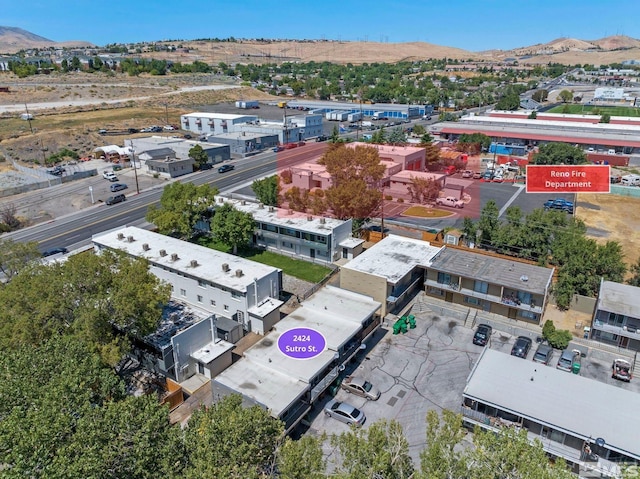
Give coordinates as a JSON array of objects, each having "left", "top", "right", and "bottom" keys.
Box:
[
  {"left": 224, "top": 305, "right": 229, "bottom": 312},
  {"left": 437, "top": 272, "right": 452, "bottom": 285},
  {"left": 231, "top": 291, "right": 242, "bottom": 300},
  {"left": 262, "top": 224, "right": 278, "bottom": 233},
  {"left": 282, "top": 241, "right": 294, "bottom": 249},
  {"left": 473, "top": 281, "right": 489, "bottom": 294},
  {"left": 198, "top": 279, "right": 207, "bottom": 288},
  {"left": 464, "top": 296, "right": 480, "bottom": 305},
  {"left": 519, "top": 310, "right": 538, "bottom": 320},
  {"left": 279, "top": 227, "right": 300, "bottom": 238},
  {"left": 197, "top": 295, "right": 203, "bottom": 303},
  {"left": 180, "top": 288, "right": 186, "bottom": 297},
  {"left": 210, "top": 300, "right": 216, "bottom": 307}
]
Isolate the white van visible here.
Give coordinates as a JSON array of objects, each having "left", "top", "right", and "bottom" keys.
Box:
[{"left": 621, "top": 174, "right": 640, "bottom": 186}]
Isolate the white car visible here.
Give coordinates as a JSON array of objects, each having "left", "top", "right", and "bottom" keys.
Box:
[
  {"left": 103, "top": 171, "right": 118, "bottom": 182},
  {"left": 435, "top": 196, "right": 464, "bottom": 208}
]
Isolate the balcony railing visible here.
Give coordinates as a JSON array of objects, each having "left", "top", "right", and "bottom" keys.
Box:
[{"left": 593, "top": 319, "right": 640, "bottom": 340}]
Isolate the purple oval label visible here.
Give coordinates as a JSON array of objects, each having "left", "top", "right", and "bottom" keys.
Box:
[{"left": 278, "top": 328, "right": 326, "bottom": 359}]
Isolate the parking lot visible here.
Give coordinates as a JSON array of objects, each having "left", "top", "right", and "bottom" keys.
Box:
[{"left": 302, "top": 293, "right": 639, "bottom": 464}]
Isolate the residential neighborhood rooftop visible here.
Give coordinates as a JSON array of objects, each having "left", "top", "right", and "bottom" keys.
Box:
[
  {"left": 92, "top": 226, "right": 281, "bottom": 293},
  {"left": 429, "top": 248, "right": 554, "bottom": 295},
  {"left": 597, "top": 280, "right": 640, "bottom": 317},
  {"left": 342, "top": 235, "right": 443, "bottom": 284},
  {"left": 465, "top": 348, "right": 640, "bottom": 461},
  {"left": 214, "top": 196, "right": 349, "bottom": 236}
]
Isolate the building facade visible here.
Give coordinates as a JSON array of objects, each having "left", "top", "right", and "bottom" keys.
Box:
[
  {"left": 590, "top": 280, "right": 640, "bottom": 352},
  {"left": 92, "top": 226, "right": 283, "bottom": 335}
]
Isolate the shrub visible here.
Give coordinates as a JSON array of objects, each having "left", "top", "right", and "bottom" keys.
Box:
[
  {"left": 385, "top": 195, "right": 392, "bottom": 201},
  {"left": 542, "top": 320, "right": 556, "bottom": 339},
  {"left": 397, "top": 198, "right": 404, "bottom": 203},
  {"left": 547, "top": 329, "right": 573, "bottom": 350},
  {"left": 280, "top": 169, "right": 293, "bottom": 184}
]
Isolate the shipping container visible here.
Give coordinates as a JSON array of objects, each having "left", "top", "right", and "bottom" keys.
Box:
[
  {"left": 347, "top": 112, "right": 362, "bottom": 122},
  {"left": 235, "top": 100, "right": 259, "bottom": 109}
]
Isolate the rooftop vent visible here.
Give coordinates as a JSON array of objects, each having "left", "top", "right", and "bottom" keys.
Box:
[
  {"left": 142, "top": 243, "right": 150, "bottom": 251},
  {"left": 190, "top": 259, "right": 198, "bottom": 268},
  {"left": 159, "top": 249, "right": 167, "bottom": 257},
  {"left": 320, "top": 218, "right": 326, "bottom": 224},
  {"left": 126, "top": 235, "right": 134, "bottom": 243},
  {"left": 235, "top": 269, "right": 243, "bottom": 277},
  {"left": 287, "top": 209, "right": 293, "bottom": 215},
  {"left": 241, "top": 200, "right": 246, "bottom": 205},
  {"left": 222, "top": 263, "right": 230, "bottom": 272},
  {"left": 259, "top": 203, "right": 264, "bottom": 209},
  {"left": 307, "top": 215, "right": 313, "bottom": 221},
  {"left": 218, "top": 197, "right": 224, "bottom": 203},
  {"left": 520, "top": 275, "right": 529, "bottom": 282},
  {"left": 117, "top": 232, "right": 124, "bottom": 240},
  {"left": 170, "top": 253, "right": 179, "bottom": 261},
  {"left": 269, "top": 206, "right": 275, "bottom": 212}
]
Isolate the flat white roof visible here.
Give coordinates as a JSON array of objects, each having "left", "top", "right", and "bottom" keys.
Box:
[
  {"left": 92, "top": 226, "right": 280, "bottom": 293},
  {"left": 214, "top": 362, "right": 309, "bottom": 417},
  {"left": 190, "top": 339, "right": 234, "bottom": 365},
  {"left": 213, "top": 285, "right": 380, "bottom": 416},
  {"left": 342, "top": 235, "right": 444, "bottom": 284},
  {"left": 597, "top": 280, "right": 640, "bottom": 318},
  {"left": 460, "top": 115, "right": 640, "bottom": 134},
  {"left": 464, "top": 349, "right": 640, "bottom": 460},
  {"left": 339, "top": 237, "right": 365, "bottom": 248},
  {"left": 182, "top": 112, "right": 256, "bottom": 121},
  {"left": 214, "top": 196, "right": 349, "bottom": 236}
]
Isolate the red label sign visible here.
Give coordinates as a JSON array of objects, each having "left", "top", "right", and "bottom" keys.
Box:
[{"left": 526, "top": 165, "right": 610, "bottom": 193}]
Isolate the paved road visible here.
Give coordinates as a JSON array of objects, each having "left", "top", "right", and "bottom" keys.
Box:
[{"left": 2, "top": 142, "right": 328, "bottom": 252}]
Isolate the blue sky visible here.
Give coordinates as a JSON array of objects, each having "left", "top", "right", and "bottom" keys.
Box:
[{"left": 5, "top": 0, "right": 640, "bottom": 52}]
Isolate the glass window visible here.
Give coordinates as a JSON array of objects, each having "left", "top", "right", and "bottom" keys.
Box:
[
  {"left": 197, "top": 295, "right": 203, "bottom": 303},
  {"left": 474, "top": 281, "right": 489, "bottom": 294},
  {"left": 231, "top": 291, "right": 242, "bottom": 300},
  {"left": 437, "top": 272, "right": 451, "bottom": 284},
  {"left": 180, "top": 289, "right": 186, "bottom": 296},
  {"left": 279, "top": 227, "right": 300, "bottom": 238},
  {"left": 210, "top": 300, "right": 216, "bottom": 307},
  {"left": 263, "top": 224, "right": 278, "bottom": 233},
  {"left": 198, "top": 279, "right": 206, "bottom": 288},
  {"left": 464, "top": 296, "right": 480, "bottom": 305},
  {"left": 224, "top": 305, "right": 229, "bottom": 311}
]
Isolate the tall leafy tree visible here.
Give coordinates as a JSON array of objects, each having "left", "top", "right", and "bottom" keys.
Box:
[
  {"left": 407, "top": 176, "right": 441, "bottom": 204},
  {"left": 417, "top": 410, "right": 468, "bottom": 479},
  {"left": 558, "top": 89, "right": 574, "bottom": 103},
  {"left": 531, "top": 143, "right": 588, "bottom": 165},
  {"left": 0, "top": 238, "right": 41, "bottom": 281},
  {"left": 627, "top": 258, "right": 640, "bottom": 287},
  {"left": 211, "top": 203, "right": 255, "bottom": 254},
  {"left": 277, "top": 435, "right": 327, "bottom": 479},
  {"left": 457, "top": 133, "right": 491, "bottom": 154},
  {"left": 387, "top": 127, "right": 407, "bottom": 145},
  {"left": 252, "top": 175, "right": 280, "bottom": 206},
  {"left": 184, "top": 395, "right": 283, "bottom": 479},
  {"left": 318, "top": 144, "right": 385, "bottom": 220},
  {"left": 188, "top": 144, "right": 209, "bottom": 169},
  {"left": 477, "top": 200, "right": 500, "bottom": 247},
  {"left": 330, "top": 419, "right": 414, "bottom": 479},
  {"left": 146, "top": 182, "right": 219, "bottom": 238}
]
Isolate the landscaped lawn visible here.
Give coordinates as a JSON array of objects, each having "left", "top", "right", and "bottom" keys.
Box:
[
  {"left": 546, "top": 104, "right": 640, "bottom": 117},
  {"left": 402, "top": 205, "right": 452, "bottom": 218},
  {"left": 195, "top": 237, "right": 332, "bottom": 283}
]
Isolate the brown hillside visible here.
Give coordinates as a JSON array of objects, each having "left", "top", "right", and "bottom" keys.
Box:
[{"left": 590, "top": 35, "right": 640, "bottom": 50}]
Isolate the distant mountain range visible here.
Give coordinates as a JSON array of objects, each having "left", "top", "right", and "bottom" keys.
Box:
[
  {"left": 0, "top": 26, "right": 93, "bottom": 53},
  {"left": 1, "top": 26, "right": 639, "bottom": 66}
]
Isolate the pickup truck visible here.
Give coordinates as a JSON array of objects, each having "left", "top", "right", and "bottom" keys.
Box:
[
  {"left": 103, "top": 171, "right": 118, "bottom": 182},
  {"left": 544, "top": 198, "right": 574, "bottom": 214},
  {"left": 436, "top": 196, "right": 464, "bottom": 209}
]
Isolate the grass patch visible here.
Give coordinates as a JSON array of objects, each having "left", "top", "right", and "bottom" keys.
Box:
[
  {"left": 547, "top": 104, "right": 640, "bottom": 117},
  {"left": 402, "top": 205, "right": 452, "bottom": 218},
  {"left": 195, "top": 237, "right": 332, "bottom": 283}
]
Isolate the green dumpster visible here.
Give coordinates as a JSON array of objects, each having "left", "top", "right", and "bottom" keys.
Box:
[
  {"left": 408, "top": 317, "right": 416, "bottom": 329},
  {"left": 393, "top": 320, "right": 403, "bottom": 335},
  {"left": 399, "top": 322, "right": 408, "bottom": 334},
  {"left": 572, "top": 361, "right": 581, "bottom": 374}
]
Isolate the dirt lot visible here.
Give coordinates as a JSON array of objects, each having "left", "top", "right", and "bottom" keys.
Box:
[{"left": 577, "top": 192, "right": 640, "bottom": 275}]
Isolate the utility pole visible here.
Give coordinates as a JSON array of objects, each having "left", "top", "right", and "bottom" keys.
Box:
[
  {"left": 24, "top": 103, "right": 33, "bottom": 134},
  {"left": 130, "top": 140, "right": 140, "bottom": 194}
]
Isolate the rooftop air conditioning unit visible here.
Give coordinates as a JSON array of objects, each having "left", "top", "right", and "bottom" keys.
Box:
[
  {"left": 222, "top": 263, "right": 230, "bottom": 272},
  {"left": 159, "top": 249, "right": 167, "bottom": 257},
  {"left": 218, "top": 197, "right": 224, "bottom": 203},
  {"left": 269, "top": 206, "right": 275, "bottom": 212},
  {"left": 307, "top": 215, "right": 313, "bottom": 221},
  {"left": 320, "top": 218, "right": 326, "bottom": 224},
  {"left": 259, "top": 203, "right": 264, "bottom": 209},
  {"left": 170, "top": 253, "right": 179, "bottom": 261},
  {"left": 117, "top": 233, "right": 124, "bottom": 240},
  {"left": 126, "top": 236, "right": 134, "bottom": 243},
  {"left": 190, "top": 260, "right": 198, "bottom": 268},
  {"left": 142, "top": 243, "right": 150, "bottom": 251},
  {"left": 241, "top": 200, "right": 246, "bottom": 205},
  {"left": 235, "top": 269, "right": 243, "bottom": 277}
]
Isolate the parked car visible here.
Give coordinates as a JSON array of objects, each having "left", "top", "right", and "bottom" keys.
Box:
[
  {"left": 315, "top": 135, "right": 328, "bottom": 142},
  {"left": 544, "top": 198, "right": 574, "bottom": 214},
  {"left": 42, "top": 247, "right": 68, "bottom": 257},
  {"left": 272, "top": 146, "right": 284, "bottom": 152},
  {"left": 128, "top": 128, "right": 139, "bottom": 134},
  {"left": 461, "top": 170, "right": 474, "bottom": 178},
  {"left": 218, "top": 164, "right": 235, "bottom": 173},
  {"left": 103, "top": 171, "right": 118, "bottom": 182},
  {"left": 105, "top": 194, "right": 126, "bottom": 205},
  {"left": 435, "top": 196, "right": 464, "bottom": 209},
  {"left": 532, "top": 344, "right": 554, "bottom": 365},
  {"left": 340, "top": 376, "right": 381, "bottom": 400},
  {"left": 183, "top": 134, "right": 193, "bottom": 139},
  {"left": 472, "top": 324, "right": 492, "bottom": 346},
  {"left": 163, "top": 125, "right": 175, "bottom": 131},
  {"left": 110, "top": 183, "right": 128, "bottom": 192},
  {"left": 482, "top": 170, "right": 494, "bottom": 181},
  {"left": 557, "top": 349, "right": 579, "bottom": 372},
  {"left": 473, "top": 171, "right": 483, "bottom": 179},
  {"left": 612, "top": 359, "right": 633, "bottom": 382},
  {"left": 324, "top": 400, "right": 366, "bottom": 426},
  {"left": 47, "top": 166, "right": 65, "bottom": 176},
  {"left": 510, "top": 336, "right": 532, "bottom": 359}
]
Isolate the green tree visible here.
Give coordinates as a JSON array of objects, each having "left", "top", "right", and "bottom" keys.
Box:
[
  {"left": 184, "top": 395, "right": 283, "bottom": 479},
  {"left": 628, "top": 258, "right": 640, "bottom": 287},
  {"left": 600, "top": 113, "right": 611, "bottom": 123},
  {"left": 495, "top": 93, "right": 520, "bottom": 110},
  {"left": 387, "top": 127, "right": 407, "bottom": 145},
  {"left": 531, "top": 89, "right": 549, "bottom": 102},
  {"left": 412, "top": 124, "right": 426, "bottom": 136},
  {"left": 211, "top": 203, "right": 255, "bottom": 254},
  {"left": 330, "top": 419, "right": 414, "bottom": 479},
  {"left": 477, "top": 200, "right": 500, "bottom": 247},
  {"left": 371, "top": 127, "right": 387, "bottom": 144},
  {"left": 558, "top": 89, "right": 574, "bottom": 103},
  {"left": 457, "top": 133, "right": 491, "bottom": 154},
  {"left": 277, "top": 435, "right": 327, "bottom": 479},
  {"left": 330, "top": 124, "right": 341, "bottom": 143},
  {"left": 0, "top": 250, "right": 170, "bottom": 363},
  {"left": 252, "top": 175, "right": 280, "bottom": 206},
  {"left": 532, "top": 142, "right": 588, "bottom": 165},
  {"left": 318, "top": 144, "right": 385, "bottom": 220},
  {"left": 407, "top": 176, "right": 441, "bottom": 204},
  {"left": 0, "top": 238, "right": 41, "bottom": 281},
  {"left": 188, "top": 144, "right": 209, "bottom": 169},
  {"left": 417, "top": 410, "right": 468, "bottom": 479},
  {"left": 146, "top": 182, "right": 219, "bottom": 238},
  {"left": 71, "top": 56, "right": 81, "bottom": 71},
  {"left": 462, "top": 217, "right": 477, "bottom": 246}
]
